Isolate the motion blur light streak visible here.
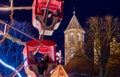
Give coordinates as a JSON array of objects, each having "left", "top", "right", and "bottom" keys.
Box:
[
  {"left": 0, "top": 59, "right": 22, "bottom": 77},
  {"left": 0, "top": 30, "right": 3, "bottom": 35},
  {"left": 0, "top": 6, "right": 32, "bottom": 11}
]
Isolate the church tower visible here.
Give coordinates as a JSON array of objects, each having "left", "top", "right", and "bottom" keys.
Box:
[{"left": 64, "top": 11, "right": 85, "bottom": 65}]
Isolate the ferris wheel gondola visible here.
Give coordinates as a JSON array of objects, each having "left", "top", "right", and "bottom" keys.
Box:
[{"left": 32, "top": 0, "right": 64, "bottom": 36}]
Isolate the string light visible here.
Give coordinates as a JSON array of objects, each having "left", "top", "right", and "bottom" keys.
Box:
[
  {"left": 0, "top": 6, "right": 32, "bottom": 11},
  {"left": 0, "top": 7, "right": 11, "bottom": 11},
  {"left": 0, "top": 59, "right": 22, "bottom": 77},
  {"left": 0, "top": 1, "right": 35, "bottom": 77},
  {"left": 4, "top": 33, "right": 26, "bottom": 45},
  {"left": 0, "top": 20, "right": 40, "bottom": 43}
]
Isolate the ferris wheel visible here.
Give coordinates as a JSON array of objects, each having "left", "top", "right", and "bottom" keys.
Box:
[{"left": 0, "top": 0, "right": 64, "bottom": 76}]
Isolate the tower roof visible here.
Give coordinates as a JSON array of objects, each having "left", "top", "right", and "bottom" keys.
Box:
[
  {"left": 50, "top": 65, "right": 68, "bottom": 77},
  {"left": 66, "top": 12, "right": 83, "bottom": 30}
]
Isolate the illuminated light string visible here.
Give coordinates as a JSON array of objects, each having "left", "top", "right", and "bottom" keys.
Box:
[
  {"left": 0, "top": 30, "right": 3, "bottom": 35},
  {"left": 0, "top": 20, "right": 40, "bottom": 43},
  {"left": 0, "top": 59, "right": 22, "bottom": 77},
  {"left": 4, "top": 33, "right": 26, "bottom": 45},
  {"left": 0, "top": 6, "right": 32, "bottom": 11}
]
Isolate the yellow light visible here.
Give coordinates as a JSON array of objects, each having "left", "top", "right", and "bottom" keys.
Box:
[
  {"left": 0, "top": 7, "right": 11, "bottom": 11},
  {"left": 0, "top": 7, "right": 32, "bottom": 11}
]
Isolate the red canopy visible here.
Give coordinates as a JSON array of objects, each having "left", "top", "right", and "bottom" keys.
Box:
[
  {"left": 38, "top": 45, "right": 50, "bottom": 52},
  {"left": 26, "top": 39, "right": 55, "bottom": 47},
  {"left": 35, "top": 0, "right": 63, "bottom": 16},
  {"left": 26, "top": 39, "right": 56, "bottom": 52},
  {"left": 25, "top": 39, "right": 56, "bottom": 64},
  {"left": 38, "top": 0, "right": 61, "bottom": 10}
]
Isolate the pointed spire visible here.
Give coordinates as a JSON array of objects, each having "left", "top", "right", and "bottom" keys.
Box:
[
  {"left": 64, "top": 6, "right": 84, "bottom": 31},
  {"left": 65, "top": 7, "right": 81, "bottom": 30}
]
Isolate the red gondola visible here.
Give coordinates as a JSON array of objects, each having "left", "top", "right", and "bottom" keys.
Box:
[
  {"left": 32, "top": 0, "right": 64, "bottom": 36},
  {"left": 23, "top": 39, "right": 57, "bottom": 76}
]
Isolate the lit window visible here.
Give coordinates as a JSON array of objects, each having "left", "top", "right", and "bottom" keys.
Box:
[
  {"left": 77, "top": 33, "right": 80, "bottom": 41},
  {"left": 69, "top": 32, "right": 74, "bottom": 41}
]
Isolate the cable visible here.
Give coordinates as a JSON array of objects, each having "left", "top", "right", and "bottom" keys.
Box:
[{"left": 0, "top": 20, "right": 40, "bottom": 43}]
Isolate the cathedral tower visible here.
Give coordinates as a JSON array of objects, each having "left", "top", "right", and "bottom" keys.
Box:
[{"left": 64, "top": 11, "right": 85, "bottom": 65}]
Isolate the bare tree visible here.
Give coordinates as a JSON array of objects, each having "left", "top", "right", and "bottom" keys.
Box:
[{"left": 86, "top": 15, "right": 120, "bottom": 77}]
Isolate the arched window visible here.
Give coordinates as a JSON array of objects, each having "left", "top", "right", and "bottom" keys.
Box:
[
  {"left": 77, "top": 33, "right": 81, "bottom": 41},
  {"left": 82, "top": 31, "right": 85, "bottom": 41},
  {"left": 69, "top": 32, "right": 74, "bottom": 41}
]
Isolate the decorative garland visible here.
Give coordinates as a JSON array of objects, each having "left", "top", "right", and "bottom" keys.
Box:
[{"left": 4, "top": 33, "right": 25, "bottom": 45}]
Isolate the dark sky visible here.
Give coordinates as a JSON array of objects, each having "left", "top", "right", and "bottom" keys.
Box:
[{"left": 0, "top": 0, "right": 120, "bottom": 52}]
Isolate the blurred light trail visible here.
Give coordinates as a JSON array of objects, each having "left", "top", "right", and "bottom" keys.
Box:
[{"left": 0, "top": 59, "right": 22, "bottom": 77}]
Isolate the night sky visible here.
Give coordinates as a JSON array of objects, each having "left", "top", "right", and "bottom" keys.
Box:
[{"left": 0, "top": 0, "right": 120, "bottom": 53}]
